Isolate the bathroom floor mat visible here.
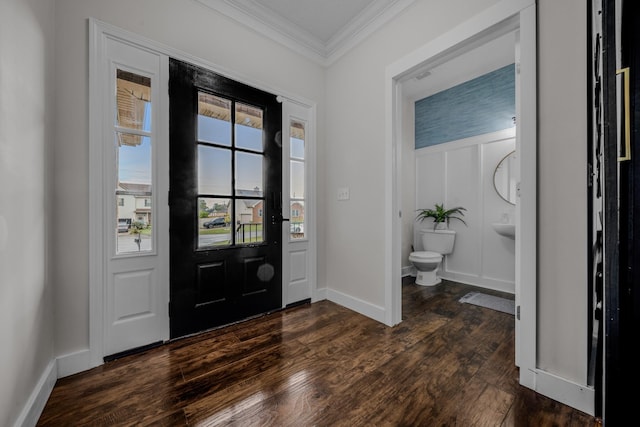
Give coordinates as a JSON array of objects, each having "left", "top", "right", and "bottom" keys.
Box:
[{"left": 459, "top": 292, "right": 515, "bottom": 315}]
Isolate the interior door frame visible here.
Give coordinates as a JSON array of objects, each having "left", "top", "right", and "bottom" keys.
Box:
[
  {"left": 88, "top": 18, "right": 317, "bottom": 369},
  {"left": 385, "top": 0, "right": 538, "bottom": 390}
]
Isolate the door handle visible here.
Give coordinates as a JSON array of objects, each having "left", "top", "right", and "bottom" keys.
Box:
[
  {"left": 617, "top": 67, "right": 631, "bottom": 162},
  {"left": 271, "top": 215, "right": 290, "bottom": 224}
]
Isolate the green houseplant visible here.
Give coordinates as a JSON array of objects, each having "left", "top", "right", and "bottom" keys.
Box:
[{"left": 416, "top": 203, "right": 467, "bottom": 230}]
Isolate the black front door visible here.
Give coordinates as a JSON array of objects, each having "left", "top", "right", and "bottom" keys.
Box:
[
  {"left": 169, "top": 58, "right": 283, "bottom": 338},
  {"left": 600, "top": 0, "right": 640, "bottom": 422},
  {"left": 616, "top": 0, "right": 640, "bottom": 415}
]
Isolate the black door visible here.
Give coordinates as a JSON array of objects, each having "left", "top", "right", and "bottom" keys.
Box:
[
  {"left": 616, "top": 0, "right": 640, "bottom": 416},
  {"left": 600, "top": 0, "right": 640, "bottom": 423},
  {"left": 169, "top": 58, "right": 283, "bottom": 338}
]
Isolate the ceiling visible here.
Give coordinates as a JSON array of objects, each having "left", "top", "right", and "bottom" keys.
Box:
[
  {"left": 196, "top": 0, "right": 416, "bottom": 64},
  {"left": 252, "top": 0, "right": 379, "bottom": 44},
  {"left": 196, "top": 0, "right": 515, "bottom": 99},
  {"left": 402, "top": 31, "right": 516, "bottom": 101}
]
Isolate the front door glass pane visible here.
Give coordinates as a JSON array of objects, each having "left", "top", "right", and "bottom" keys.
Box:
[
  {"left": 198, "top": 197, "right": 232, "bottom": 248},
  {"left": 198, "top": 93, "right": 231, "bottom": 146},
  {"left": 236, "top": 152, "right": 263, "bottom": 196},
  {"left": 196, "top": 93, "right": 266, "bottom": 249},
  {"left": 235, "top": 103, "right": 263, "bottom": 151},
  {"left": 235, "top": 199, "right": 264, "bottom": 244},
  {"left": 198, "top": 145, "right": 231, "bottom": 196}
]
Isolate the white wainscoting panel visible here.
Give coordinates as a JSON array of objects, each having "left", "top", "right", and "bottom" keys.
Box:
[
  {"left": 444, "top": 145, "right": 481, "bottom": 276},
  {"left": 414, "top": 130, "right": 515, "bottom": 293}
]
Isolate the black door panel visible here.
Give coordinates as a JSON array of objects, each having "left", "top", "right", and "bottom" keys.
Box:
[{"left": 169, "top": 58, "right": 282, "bottom": 338}]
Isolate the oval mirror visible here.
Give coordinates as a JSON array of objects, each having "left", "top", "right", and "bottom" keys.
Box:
[{"left": 493, "top": 151, "right": 517, "bottom": 205}]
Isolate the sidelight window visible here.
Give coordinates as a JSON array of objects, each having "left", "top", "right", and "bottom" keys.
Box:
[
  {"left": 115, "top": 69, "right": 153, "bottom": 254},
  {"left": 290, "top": 120, "right": 306, "bottom": 239}
]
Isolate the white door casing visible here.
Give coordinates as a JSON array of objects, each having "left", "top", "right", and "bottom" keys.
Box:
[
  {"left": 385, "top": 0, "right": 538, "bottom": 398},
  {"left": 514, "top": 28, "right": 522, "bottom": 368}
]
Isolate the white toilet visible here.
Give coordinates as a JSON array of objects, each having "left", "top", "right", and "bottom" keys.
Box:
[{"left": 409, "top": 229, "right": 456, "bottom": 286}]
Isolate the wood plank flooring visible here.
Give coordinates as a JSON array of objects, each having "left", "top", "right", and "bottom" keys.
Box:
[{"left": 38, "top": 278, "right": 599, "bottom": 426}]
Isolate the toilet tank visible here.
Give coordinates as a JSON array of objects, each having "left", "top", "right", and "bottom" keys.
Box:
[{"left": 421, "top": 229, "right": 456, "bottom": 254}]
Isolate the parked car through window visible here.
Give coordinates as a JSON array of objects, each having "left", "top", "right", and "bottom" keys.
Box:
[{"left": 202, "top": 217, "right": 228, "bottom": 229}]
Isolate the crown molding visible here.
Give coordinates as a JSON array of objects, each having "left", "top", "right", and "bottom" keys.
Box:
[
  {"left": 195, "top": 0, "right": 416, "bottom": 66},
  {"left": 325, "top": 0, "right": 415, "bottom": 62}
]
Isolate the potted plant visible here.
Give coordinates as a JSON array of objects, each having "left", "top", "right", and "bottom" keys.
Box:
[{"left": 416, "top": 203, "right": 467, "bottom": 230}]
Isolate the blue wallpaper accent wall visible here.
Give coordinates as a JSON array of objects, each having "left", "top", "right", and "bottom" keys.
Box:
[{"left": 415, "top": 64, "right": 515, "bottom": 149}]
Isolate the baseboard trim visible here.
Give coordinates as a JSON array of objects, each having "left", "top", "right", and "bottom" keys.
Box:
[
  {"left": 56, "top": 349, "right": 92, "bottom": 378},
  {"left": 401, "top": 265, "right": 415, "bottom": 277},
  {"left": 439, "top": 271, "right": 515, "bottom": 294},
  {"left": 326, "top": 288, "right": 386, "bottom": 324},
  {"left": 313, "top": 287, "right": 327, "bottom": 302},
  {"left": 535, "top": 369, "right": 595, "bottom": 416},
  {"left": 13, "top": 359, "right": 57, "bottom": 427}
]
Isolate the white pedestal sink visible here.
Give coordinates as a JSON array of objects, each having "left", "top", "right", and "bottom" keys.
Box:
[{"left": 492, "top": 223, "right": 515, "bottom": 239}]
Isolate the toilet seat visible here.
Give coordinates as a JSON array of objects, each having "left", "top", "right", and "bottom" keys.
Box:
[{"left": 409, "top": 251, "right": 442, "bottom": 262}]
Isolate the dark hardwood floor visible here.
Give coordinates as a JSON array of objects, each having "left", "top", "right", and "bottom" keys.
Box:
[{"left": 38, "top": 278, "right": 599, "bottom": 426}]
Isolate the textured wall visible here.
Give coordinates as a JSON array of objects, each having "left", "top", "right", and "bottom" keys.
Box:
[{"left": 415, "top": 64, "right": 515, "bottom": 148}]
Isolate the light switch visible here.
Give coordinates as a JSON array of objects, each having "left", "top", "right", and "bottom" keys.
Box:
[{"left": 337, "top": 187, "right": 350, "bottom": 201}]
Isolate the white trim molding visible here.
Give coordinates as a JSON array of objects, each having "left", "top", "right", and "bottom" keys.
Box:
[
  {"left": 56, "top": 349, "right": 91, "bottom": 379},
  {"left": 13, "top": 360, "right": 57, "bottom": 427},
  {"left": 326, "top": 288, "right": 386, "bottom": 324},
  {"left": 535, "top": 369, "right": 596, "bottom": 416},
  {"left": 313, "top": 287, "right": 328, "bottom": 303},
  {"left": 195, "top": 0, "right": 415, "bottom": 66},
  {"left": 401, "top": 265, "right": 415, "bottom": 277}
]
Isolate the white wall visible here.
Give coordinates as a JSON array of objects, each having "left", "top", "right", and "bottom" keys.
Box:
[
  {"left": 413, "top": 133, "right": 516, "bottom": 293},
  {"left": 0, "top": 0, "right": 56, "bottom": 425},
  {"left": 324, "top": 0, "right": 503, "bottom": 310},
  {"left": 53, "top": 0, "right": 326, "bottom": 360},
  {"left": 327, "top": 0, "right": 591, "bottom": 408},
  {"left": 537, "top": 0, "right": 589, "bottom": 385}
]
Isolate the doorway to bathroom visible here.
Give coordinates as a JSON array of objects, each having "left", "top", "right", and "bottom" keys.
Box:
[{"left": 385, "top": 1, "right": 537, "bottom": 391}]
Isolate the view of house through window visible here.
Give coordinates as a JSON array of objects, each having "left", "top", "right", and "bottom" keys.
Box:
[
  {"left": 290, "top": 120, "right": 305, "bottom": 239},
  {"left": 197, "top": 93, "right": 265, "bottom": 248},
  {"left": 115, "top": 69, "right": 153, "bottom": 254}
]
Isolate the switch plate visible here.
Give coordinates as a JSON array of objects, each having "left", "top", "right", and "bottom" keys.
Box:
[{"left": 337, "top": 187, "right": 350, "bottom": 201}]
